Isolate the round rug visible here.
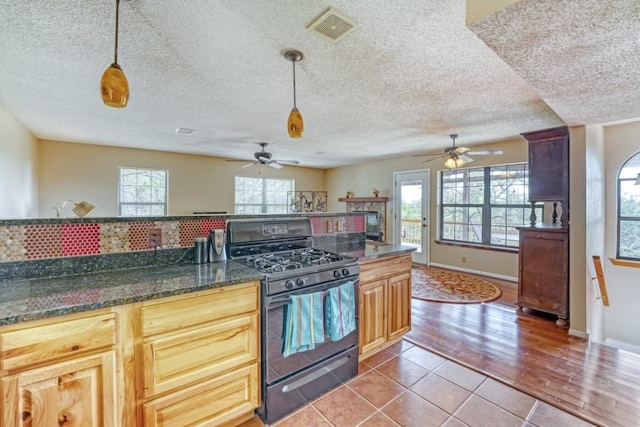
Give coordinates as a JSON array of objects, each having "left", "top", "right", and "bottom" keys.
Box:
[{"left": 412, "top": 268, "right": 502, "bottom": 304}]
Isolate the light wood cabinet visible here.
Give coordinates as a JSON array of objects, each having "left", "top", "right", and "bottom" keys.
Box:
[
  {"left": 137, "top": 281, "right": 260, "bottom": 427},
  {"left": 0, "top": 310, "right": 119, "bottom": 427},
  {"left": 0, "top": 281, "right": 261, "bottom": 427},
  {"left": 358, "top": 253, "right": 412, "bottom": 360}
]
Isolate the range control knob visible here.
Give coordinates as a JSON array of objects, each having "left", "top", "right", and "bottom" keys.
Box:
[
  {"left": 296, "top": 277, "right": 306, "bottom": 287},
  {"left": 342, "top": 268, "right": 351, "bottom": 277},
  {"left": 333, "top": 270, "right": 342, "bottom": 279},
  {"left": 284, "top": 280, "right": 295, "bottom": 290}
]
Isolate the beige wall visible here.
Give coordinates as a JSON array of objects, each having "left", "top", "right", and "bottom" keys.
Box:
[
  {"left": 326, "top": 137, "right": 529, "bottom": 280},
  {"left": 37, "top": 140, "right": 326, "bottom": 218},
  {"left": 568, "top": 126, "right": 587, "bottom": 336},
  {"left": 0, "top": 106, "right": 38, "bottom": 218}
]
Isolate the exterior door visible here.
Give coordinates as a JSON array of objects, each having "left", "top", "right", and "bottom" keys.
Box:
[{"left": 393, "top": 170, "right": 429, "bottom": 265}]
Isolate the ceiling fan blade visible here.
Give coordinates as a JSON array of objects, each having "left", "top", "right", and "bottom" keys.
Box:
[
  {"left": 241, "top": 162, "right": 257, "bottom": 168},
  {"left": 466, "top": 150, "right": 504, "bottom": 156},
  {"left": 459, "top": 154, "right": 474, "bottom": 163},
  {"left": 422, "top": 157, "right": 442, "bottom": 164},
  {"left": 453, "top": 147, "right": 470, "bottom": 155},
  {"left": 274, "top": 159, "right": 300, "bottom": 165},
  {"left": 267, "top": 161, "right": 283, "bottom": 169}
]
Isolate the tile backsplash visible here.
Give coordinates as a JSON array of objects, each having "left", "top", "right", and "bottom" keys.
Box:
[{"left": 0, "top": 214, "right": 364, "bottom": 263}]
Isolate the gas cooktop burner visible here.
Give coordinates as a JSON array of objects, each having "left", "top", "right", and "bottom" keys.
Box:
[{"left": 241, "top": 248, "right": 348, "bottom": 273}]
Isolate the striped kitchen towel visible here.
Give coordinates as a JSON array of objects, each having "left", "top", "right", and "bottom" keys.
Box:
[
  {"left": 282, "top": 291, "right": 325, "bottom": 357},
  {"left": 325, "top": 281, "right": 356, "bottom": 341}
]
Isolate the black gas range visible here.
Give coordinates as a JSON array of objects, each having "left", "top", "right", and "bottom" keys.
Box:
[{"left": 226, "top": 218, "right": 360, "bottom": 424}]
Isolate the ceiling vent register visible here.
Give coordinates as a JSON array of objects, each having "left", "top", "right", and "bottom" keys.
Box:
[{"left": 307, "top": 7, "right": 358, "bottom": 43}]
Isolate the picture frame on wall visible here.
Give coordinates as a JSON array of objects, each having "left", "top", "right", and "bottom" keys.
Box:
[{"left": 288, "top": 191, "right": 327, "bottom": 213}]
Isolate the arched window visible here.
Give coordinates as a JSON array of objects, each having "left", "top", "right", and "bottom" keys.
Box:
[{"left": 617, "top": 152, "right": 640, "bottom": 260}]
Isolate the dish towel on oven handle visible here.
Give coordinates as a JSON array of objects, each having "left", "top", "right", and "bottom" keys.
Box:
[
  {"left": 282, "top": 291, "right": 325, "bottom": 357},
  {"left": 325, "top": 281, "right": 356, "bottom": 341}
]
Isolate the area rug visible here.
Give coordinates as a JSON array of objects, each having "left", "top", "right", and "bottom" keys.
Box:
[{"left": 412, "top": 268, "right": 502, "bottom": 304}]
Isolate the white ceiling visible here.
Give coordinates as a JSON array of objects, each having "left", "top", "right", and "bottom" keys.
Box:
[{"left": 0, "top": 0, "right": 638, "bottom": 168}]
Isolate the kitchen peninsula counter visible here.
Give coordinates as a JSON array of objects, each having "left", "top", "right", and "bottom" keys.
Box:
[
  {"left": 0, "top": 261, "right": 261, "bottom": 326},
  {"left": 314, "top": 240, "right": 417, "bottom": 262}
]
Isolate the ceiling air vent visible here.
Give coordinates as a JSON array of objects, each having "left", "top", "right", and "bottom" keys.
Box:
[{"left": 307, "top": 7, "right": 358, "bottom": 43}]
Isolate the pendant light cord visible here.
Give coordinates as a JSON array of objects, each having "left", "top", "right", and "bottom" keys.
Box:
[
  {"left": 114, "top": 0, "right": 120, "bottom": 64},
  {"left": 292, "top": 59, "right": 297, "bottom": 109}
]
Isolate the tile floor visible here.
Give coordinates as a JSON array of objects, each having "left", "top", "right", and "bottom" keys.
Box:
[{"left": 243, "top": 340, "right": 596, "bottom": 427}]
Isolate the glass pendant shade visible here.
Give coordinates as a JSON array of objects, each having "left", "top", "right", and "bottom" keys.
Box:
[
  {"left": 288, "top": 107, "right": 304, "bottom": 138},
  {"left": 635, "top": 173, "right": 640, "bottom": 185},
  {"left": 100, "top": 63, "right": 129, "bottom": 108},
  {"left": 444, "top": 157, "right": 466, "bottom": 169}
]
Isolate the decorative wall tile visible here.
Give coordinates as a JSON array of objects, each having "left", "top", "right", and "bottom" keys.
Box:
[
  {"left": 158, "top": 221, "right": 180, "bottom": 248},
  {"left": 100, "top": 222, "right": 130, "bottom": 253},
  {"left": 61, "top": 224, "right": 101, "bottom": 256},
  {"left": 24, "top": 225, "right": 62, "bottom": 259},
  {"left": 0, "top": 225, "right": 26, "bottom": 262},
  {"left": 179, "top": 220, "right": 203, "bottom": 247},
  {"left": 201, "top": 218, "right": 226, "bottom": 236},
  {"left": 352, "top": 215, "right": 365, "bottom": 232},
  {"left": 128, "top": 221, "right": 155, "bottom": 251},
  {"left": 309, "top": 217, "right": 323, "bottom": 235}
]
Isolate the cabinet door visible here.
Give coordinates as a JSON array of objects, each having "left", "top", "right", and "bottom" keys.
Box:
[
  {"left": 144, "top": 364, "right": 259, "bottom": 427},
  {"left": 2, "top": 351, "right": 117, "bottom": 427},
  {"left": 359, "top": 279, "right": 387, "bottom": 356},
  {"left": 387, "top": 272, "right": 412, "bottom": 341},
  {"left": 518, "top": 231, "right": 569, "bottom": 316}
]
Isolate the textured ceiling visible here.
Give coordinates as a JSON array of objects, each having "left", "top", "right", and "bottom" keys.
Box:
[{"left": 0, "top": 1, "right": 636, "bottom": 168}]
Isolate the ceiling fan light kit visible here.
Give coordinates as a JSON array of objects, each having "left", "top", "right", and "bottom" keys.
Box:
[
  {"left": 101, "top": 0, "right": 129, "bottom": 108},
  {"left": 417, "top": 133, "right": 503, "bottom": 169},
  {"left": 284, "top": 50, "right": 304, "bottom": 138}
]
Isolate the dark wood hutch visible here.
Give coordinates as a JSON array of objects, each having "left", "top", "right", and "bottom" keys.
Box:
[{"left": 516, "top": 126, "right": 570, "bottom": 326}]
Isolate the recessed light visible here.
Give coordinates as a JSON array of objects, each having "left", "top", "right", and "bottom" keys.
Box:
[{"left": 176, "top": 127, "right": 194, "bottom": 134}]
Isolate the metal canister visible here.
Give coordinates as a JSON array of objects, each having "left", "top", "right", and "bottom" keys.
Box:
[{"left": 194, "top": 237, "right": 208, "bottom": 264}]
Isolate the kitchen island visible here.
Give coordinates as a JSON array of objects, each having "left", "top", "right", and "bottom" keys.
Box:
[{"left": 0, "top": 241, "right": 415, "bottom": 425}]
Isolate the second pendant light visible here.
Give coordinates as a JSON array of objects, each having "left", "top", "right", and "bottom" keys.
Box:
[{"left": 284, "top": 50, "right": 304, "bottom": 138}]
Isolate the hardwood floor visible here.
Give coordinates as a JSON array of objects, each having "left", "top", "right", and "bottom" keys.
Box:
[{"left": 406, "top": 266, "right": 640, "bottom": 427}]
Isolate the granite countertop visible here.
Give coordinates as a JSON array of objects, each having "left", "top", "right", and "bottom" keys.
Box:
[
  {"left": 0, "top": 242, "right": 414, "bottom": 327},
  {"left": 0, "top": 261, "right": 262, "bottom": 326}
]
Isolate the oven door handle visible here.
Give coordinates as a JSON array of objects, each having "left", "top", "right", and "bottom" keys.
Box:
[{"left": 266, "top": 296, "right": 292, "bottom": 308}]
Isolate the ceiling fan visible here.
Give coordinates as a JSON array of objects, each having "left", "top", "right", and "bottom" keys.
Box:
[
  {"left": 225, "top": 142, "right": 300, "bottom": 169},
  {"left": 416, "top": 134, "right": 504, "bottom": 168}
]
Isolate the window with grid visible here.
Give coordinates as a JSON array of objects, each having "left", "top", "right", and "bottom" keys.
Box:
[
  {"left": 234, "top": 176, "right": 294, "bottom": 214},
  {"left": 439, "top": 164, "right": 540, "bottom": 248},
  {"left": 617, "top": 152, "right": 640, "bottom": 260},
  {"left": 118, "top": 168, "right": 168, "bottom": 216}
]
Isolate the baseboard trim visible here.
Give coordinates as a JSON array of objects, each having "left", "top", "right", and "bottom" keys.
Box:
[
  {"left": 428, "top": 262, "right": 518, "bottom": 283},
  {"left": 603, "top": 338, "right": 640, "bottom": 355},
  {"left": 568, "top": 329, "right": 588, "bottom": 339}
]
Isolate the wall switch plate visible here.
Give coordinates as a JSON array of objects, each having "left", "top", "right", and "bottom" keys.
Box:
[{"left": 148, "top": 228, "right": 162, "bottom": 248}]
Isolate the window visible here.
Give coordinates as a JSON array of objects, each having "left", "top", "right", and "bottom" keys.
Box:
[
  {"left": 118, "top": 168, "right": 168, "bottom": 216},
  {"left": 439, "top": 164, "right": 540, "bottom": 248},
  {"left": 617, "top": 152, "right": 640, "bottom": 260},
  {"left": 234, "top": 176, "right": 294, "bottom": 214}
]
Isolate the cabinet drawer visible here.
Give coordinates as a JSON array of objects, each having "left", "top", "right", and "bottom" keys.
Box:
[
  {"left": 140, "top": 281, "right": 258, "bottom": 337},
  {"left": 144, "top": 363, "right": 259, "bottom": 427},
  {"left": 143, "top": 313, "right": 259, "bottom": 397},
  {"left": 360, "top": 254, "right": 411, "bottom": 283},
  {"left": 0, "top": 312, "right": 116, "bottom": 371}
]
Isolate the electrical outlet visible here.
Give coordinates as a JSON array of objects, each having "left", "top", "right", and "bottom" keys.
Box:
[
  {"left": 461, "top": 256, "right": 467, "bottom": 263},
  {"left": 148, "top": 228, "right": 162, "bottom": 248}
]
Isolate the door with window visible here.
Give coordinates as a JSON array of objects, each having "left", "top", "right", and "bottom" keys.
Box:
[{"left": 393, "top": 170, "right": 429, "bottom": 265}]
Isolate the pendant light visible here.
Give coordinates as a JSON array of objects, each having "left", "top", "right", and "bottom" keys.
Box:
[
  {"left": 100, "top": 0, "right": 129, "bottom": 108},
  {"left": 284, "top": 50, "right": 304, "bottom": 138}
]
